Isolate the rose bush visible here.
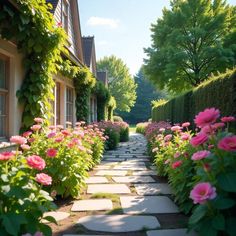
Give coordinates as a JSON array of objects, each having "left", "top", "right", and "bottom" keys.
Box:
[{"left": 145, "top": 108, "right": 236, "bottom": 236}]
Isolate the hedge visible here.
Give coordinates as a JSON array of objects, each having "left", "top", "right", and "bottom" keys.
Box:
[{"left": 152, "top": 69, "right": 236, "bottom": 130}]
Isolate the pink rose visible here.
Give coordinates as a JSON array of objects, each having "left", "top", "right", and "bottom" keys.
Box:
[
  {"left": 190, "top": 182, "right": 216, "bottom": 204},
  {"left": 34, "top": 117, "right": 44, "bottom": 123},
  {"left": 191, "top": 150, "right": 211, "bottom": 161},
  {"left": 190, "top": 133, "right": 208, "bottom": 147},
  {"left": 10, "top": 135, "right": 27, "bottom": 145},
  {"left": 31, "top": 125, "right": 41, "bottom": 132},
  {"left": 46, "top": 148, "right": 57, "bottom": 157},
  {"left": 35, "top": 173, "right": 52, "bottom": 186},
  {"left": 221, "top": 116, "right": 235, "bottom": 123},
  {"left": 172, "top": 160, "right": 183, "bottom": 169},
  {"left": 218, "top": 136, "right": 236, "bottom": 151},
  {"left": 21, "top": 144, "right": 31, "bottom": 150},
  {"left": 194, "top": 108, "right": 220, "bottom": 128},
  {"left": 182, "top": 122, "right": 190, "bottom": 127},
  {"left": 27, "top": 155, "right": 45, "bottom": 170},
  {"left": 0, "top": 152, "right": 14, "bottom": 161},
  {"left": 22, "top": 131, "right": 32, "bottom": 137}
]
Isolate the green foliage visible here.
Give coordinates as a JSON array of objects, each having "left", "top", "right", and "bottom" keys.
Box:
[
  {"left": 152, "top": 69, "right": 236, "bottom": 131},
  {"left": 113, "top": 116, "right": 123, "bottom": 122},
  {"left": 118, "top": 68, "right": 166, "bottom": 124},
  {"left": 97, "top": 55, "right": 137, "bottom": 112},
  {"left": 120, "top": 127, "right": 129, "bottom": 142},
  {"left": 0, "top": 0, "right": 66, "bottom": 130},
  {"left": 107, "top": 96, "right": 116, "bottom": 121},
  {"left": 104, "top": 128, "right": 120, "bottom": 150},
  {"left": 136, "top": 122, "right": 150, "bottom": 134},
  {"left": 144, "top": 0, "right": 236, "bottom": 94},
  {"left": 93, "top": 81, "right": 110, "bottom": 121}
]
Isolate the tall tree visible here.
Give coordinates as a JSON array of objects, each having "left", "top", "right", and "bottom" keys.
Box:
[
  {"left": 117, "top": 68, "right": 166, "bottom": 124},
  {"left": 144, "top": 0, "right": 236, "bottom": 94},
  {"left": 97, "top": 55, "right": 137, "bottom": 112}
]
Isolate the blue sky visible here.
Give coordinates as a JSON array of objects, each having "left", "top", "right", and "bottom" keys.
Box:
[{"left": 78, "top": 0, "right": 236, "bottom": 76}]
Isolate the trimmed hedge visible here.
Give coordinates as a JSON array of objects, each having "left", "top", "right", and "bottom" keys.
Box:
[{"left": 152, "top": 69, "right": 236, "bottom": 130}]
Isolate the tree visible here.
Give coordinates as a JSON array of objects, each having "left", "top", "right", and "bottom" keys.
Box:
[
  {"left": 144, "top": 0, "right": 236, "bottom": 94},
  {"left": 117, "top": 68, "right": 166, "bottom": 124},
  {"left": 97, "top": 55, "right": 137, "bottom": 112}
]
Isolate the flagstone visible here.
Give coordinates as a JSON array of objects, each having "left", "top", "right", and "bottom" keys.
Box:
[
  {"left": 113, "top": 166, "right": 148, "bottom": 171},
  {"left": 112, "top": 176, "right": 155, "bottom": 183},
  {"left": 71, "top": 199, "right": 113, "bottom": 211},
  {"left": 85, "top": 177, "right": 109, "bottom": 184},
  {"left": 42, "top": 211, "right": 70, "bottom": 223},
  {"left": 77, "top": 215, "right": 160, "bottom": 232},
  {"left": 95, "top": 170, "right": 127, "bottom": 176},
  {"left": 132, "top": 170, "right": 157, "bottom": 176},
  {"left": 134, "top": 183, "right": 172, "bottom": 195},
  {"left": 146, "top": 229, "right": 198, "bottom": 236},
  {"left": 120, "top": 196, "right": 179, "bottom": 214},
  {"left": 103, "top": 158, "right": 125, "bottom": 161},
  {"left": 87, "top": 184, "right": 131, "bottom": 194}
]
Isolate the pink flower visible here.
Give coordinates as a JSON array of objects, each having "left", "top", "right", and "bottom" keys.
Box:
[
  {"left": 22, "top": 131, "right": 32, "bottom": 137},
  {"left": 47, "top": 132, "right": 56, "bottom": 138},
  {"left": 36, "top": 173, "right": 52, "bottom": 186},
  {"left": 190, "top": 133, "right": 208, "bottom": 147},
  {"left": 194, "top": 108, "right": 220, "bottom": 128},
  {"left": 10, "top": 135, "right": 27, "bottom": 145},
  {"left": 191, "top": 150, "right": 211, "bottom": 161},
  {"left": 61, "top": 129, "right": 70, "bottom": 136},
  {"left": 212, "top": 122, "right": 225, "bottom": 130},
  {"left": 181, "top": 133, "right": 190, "bottom": 141},
  {"left": 221, "top": 116, "right": 235, "bottom": 123},
  {"left": 31, "top": 125, "right": 41, "bottom": 132},
  {"left": 218, "top": 136, "right": 236, "bottom": 151},
  {"left": 174, "top": 152, "right": 181, "bottom": 158},
  {"left": 46, "top": 148, "right": 57, "bottom": 157},
  {"left": 28, "top": 138, "right": 35, "bottom": 143},
  {"left": 21, "top": 144, "right": 31, "bottom": 150},
  {"left": 182, "top": 122, "right": 190, "bottom": 127},
  {"left": 171, "top": 126, "right": 181, "bottom": 132},
  {"left": 164, "top": 134, "right": 172, "bottom": 142},
  {"left": 34, "top": 117, "right": 43, "bottom": 123},
  {"left": 190, "top": 182, "right": 216, "bottom": 204},
  {"left": 55, "top": 137, "right": 63, "bottom": 142},
  {"left": 172, "top": 160, "right": 183, "bottom": 169},
  {"left": 159, "top": 128, "right": 165, "bottom": 132},
  {"left": 164, "top": 159, "right": 170, "bottom": 164},
  {"left": 201, "top": 125, "right": 213, "bottom": 135},
  {"left": 27, "top": 155, "right": 45, "bottom": 170},
  {"left": 0, "top": 152, "right": 14, "bottom": 161},
  {"left": 203, "top": 163, "right": 211, "bottom": 172}
]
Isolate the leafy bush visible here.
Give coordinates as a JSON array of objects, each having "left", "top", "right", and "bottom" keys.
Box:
[
  {"left": 104, "top": 128, "right": 120, "bottom": 150},
  {"left": 136, "top": 122, "right": 150, "bottom": 134},
  {"left": 120, "top": 126, "right": 129, "bottom": 142},
  {"left": 113, "top": 116, "right": 123, "bottom": 122}
]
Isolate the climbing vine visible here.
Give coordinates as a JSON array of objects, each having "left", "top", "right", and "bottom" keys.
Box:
[
  {"left": 92, "top": 81, "right": 110, "bottom": 121},
  {"left": 0, "top": 0, "right": 66, "bottom": 130}
]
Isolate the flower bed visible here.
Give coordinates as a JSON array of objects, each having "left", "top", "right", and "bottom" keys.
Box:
[
  {"left": 0, "top": 119, "right": 106, "bottom": 236},
  {"left": 96, "top": 121, "right": 129, "bottom": 150},
  {"left": 143, "top": 109, "right": 236, "bottom": 236}
]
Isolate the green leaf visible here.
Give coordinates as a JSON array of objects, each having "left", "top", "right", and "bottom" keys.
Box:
[
  {"left": 34, "top": 44, "right": 42, "bottom": 53},
  {"left": 189, "top": 204, "right": 207, "bottom": 225},
  {"left": 217, "top": 172, "right": 236, "bottom": 192},
  {"left": 226, "top": 217, "right": 236, "bottom": 236},
  {"left": 213, "top": 197, "right": 235, "bottom": 209},
  {"left": 212, "top": 214, "right": 225, "bottom": 230},
  {"left": 43, "top": 215, "right": 58, "bottom": 225}
]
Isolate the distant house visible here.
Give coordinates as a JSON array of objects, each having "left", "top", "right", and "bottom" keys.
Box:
[
  {"left": 82, "top": 36, "right": 98, "bottom": 123},
  {"left": 0, "top": 0, "right": 89, "bottom": 141}
]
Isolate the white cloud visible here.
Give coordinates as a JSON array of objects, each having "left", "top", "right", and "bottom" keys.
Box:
[{"left": 87, "top": 17, "right": 119, "bottom": 29}]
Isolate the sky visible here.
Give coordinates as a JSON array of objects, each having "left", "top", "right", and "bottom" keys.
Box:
[{"left": 78, "top": 0, "right": 236, "bottom": 76}]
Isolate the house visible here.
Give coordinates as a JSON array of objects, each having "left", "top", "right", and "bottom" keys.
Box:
[
  {"left": 82, "top": 36, "right": 98, "bottom": 123},
  {"left": 0, "top": 0, "right": 92, "bottom": 142}
]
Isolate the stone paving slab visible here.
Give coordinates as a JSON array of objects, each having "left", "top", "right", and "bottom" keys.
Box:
[
  {"left": 71, "top": 199, "right": 113, "bottom": 211},
  {"left": 77, "top": 215, "right": 160, "bottom": 232},
  {"left": 120, "top": 196, "right": 179, "bottom": 214},
  {"left": 85, "top": 177, "right": 109, "bottom": 184},
  {"left": 103, "top": 158, "right": 125, "bottom": 162},
  {"left": 112, "top": 176, "right": 156, "bottom": 183},
  {"left": 147, "top": 229, "right": 198, "bottom": 236},
  {"left": 42, "top": 211, "right": 70, "bottom": 223},
  {"left": 87, "top": 184, "right": 131, "bottom": 194},
  {"left": 113, "top": 166, "right": 148, "bottom": 171},
  {"left": 93, "top": 165, "right": 111, "bottom": 170},
  {"left": 134, "top": 183, "right": 172, "bottom": 195},
  {"left": 132, "top": 170, "right": 157, "bottom": 176},
  {"left": 100, "top": 161, "right": 119, "bottom": 165},
  {"left": 95, "top": 170, "right": 127, "bottom": 176}
]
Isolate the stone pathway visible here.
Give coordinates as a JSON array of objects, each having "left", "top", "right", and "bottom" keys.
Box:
[{"left": 48, "top": 133, "right": 197, "bottom": 236}]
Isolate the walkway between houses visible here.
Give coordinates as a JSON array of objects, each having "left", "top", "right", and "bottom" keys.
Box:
[{"left": 50, "top": 133, "right": 197, "bottom": 236}]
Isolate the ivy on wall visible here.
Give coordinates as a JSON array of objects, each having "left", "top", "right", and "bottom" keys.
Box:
[
  {"left": 92, "top": 81, "right": 110, "bottom": 121},
  {"left": 0, "top": 0, "right": 66, "bottom": 130}
]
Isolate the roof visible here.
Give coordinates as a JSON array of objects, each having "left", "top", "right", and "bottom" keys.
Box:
[
  {"left": 97, "top": 71, "right": 108, "bottom": 87},
  {"left": 46, "top": 0, "right": 59, "bottom": 13},
  {"left": 82, "top": 36, "right": 94, "bottom": 68}
]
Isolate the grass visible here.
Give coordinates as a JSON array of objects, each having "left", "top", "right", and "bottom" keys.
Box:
[
  {"left": 106, "top": 207, "right": 123, "bottom": 215},
  {"left": 90, "top": 192, "right": 120, "bottom": 203},
  {"left": 129, "top": 124, "right": 136, "bottom": 133}
]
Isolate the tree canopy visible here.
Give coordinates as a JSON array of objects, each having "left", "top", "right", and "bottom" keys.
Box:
[
  {"left": 97, "top": 55, "right": 137, "bottom": 112},
  {"left": 117, "top": 68, "right": 166, "bottom": 124},
  {"left": 144, "top": 0, "right": 236, "bottom": 94}
]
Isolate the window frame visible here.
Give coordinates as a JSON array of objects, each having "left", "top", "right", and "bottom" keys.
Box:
[{"left": 66, "top": 86, "right": 74, "bottom": 125}]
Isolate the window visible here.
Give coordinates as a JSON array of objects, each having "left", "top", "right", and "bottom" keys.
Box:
[
  {"left": 0, "top": 54, "right": 9, "bottom": 138},
  {"left": 66, "top": 87, "right": 74, "bottom": 124},
  {"left": 62, "top": 0, "right": 69, "bottom": 33},
  {"left": 56, "top": 83, "right": 61, "bottom": 125}
]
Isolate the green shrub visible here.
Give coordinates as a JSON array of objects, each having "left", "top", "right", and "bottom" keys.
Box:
[
  {"left": 120, "top": 127, "right": 129, "bottom": 142},
  {"left": 136, "top": 122, "right": 149, "bottom": 134},
  {"left": 104, "top": 128, "right": 120, "bottom": 150},
  {"left": 113, "top": 116, "right": 123, "bottom": 122}
]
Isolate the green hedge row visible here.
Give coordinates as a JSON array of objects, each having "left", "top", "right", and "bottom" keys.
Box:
[{"left": 152, "top": 69, "right": 236, "bottom": 130}]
